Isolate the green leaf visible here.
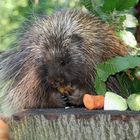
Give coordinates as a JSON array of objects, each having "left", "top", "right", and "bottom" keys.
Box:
[
  {"left": 95, "top": 56, "right": 140, "bottom": 95},
  {"left": 102, "top": 0, "right": 138, "bottom": 13},
  {"left": 102, "top": 0, "right": 117, "bottom": 12},
  {"left": 116, "top": 0, "right": 138, "bottom": 11},
  {"left": 80, "top": 0, "right": 93, "bottom": 12},
  {"left": 94, "top": 75, "right": 106, "bottom": 95}
]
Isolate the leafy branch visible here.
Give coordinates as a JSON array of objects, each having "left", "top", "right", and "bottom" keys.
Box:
[{"left": 95, "top": 56, "right": 140, "bottom": 96}]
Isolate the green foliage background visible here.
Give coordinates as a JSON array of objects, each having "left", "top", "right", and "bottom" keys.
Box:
[
  {"left": 0, "top": 0, "right": 139, "bottom": 51},
  {"left": 0, "top": 0, "right": 81, "bottom": 51}
]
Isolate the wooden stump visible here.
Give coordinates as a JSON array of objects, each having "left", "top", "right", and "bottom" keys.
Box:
[{"left": 8, "top": 108, "right": 140, "bottom": 140}]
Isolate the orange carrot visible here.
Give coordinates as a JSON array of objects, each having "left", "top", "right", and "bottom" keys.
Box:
[
  {"left": 0, "top": 120, "right": 9, "bottom": 139},
  {"left": 83, "top": 94, "right": 104, "bottom": 110}
]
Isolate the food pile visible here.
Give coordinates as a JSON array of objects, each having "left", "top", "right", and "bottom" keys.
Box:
[
  {"left": 58, "top": 85, "right": 140, "bottom": 111},
  {"left": 83, "top": 92, "right": 140, "bottom": 111}
]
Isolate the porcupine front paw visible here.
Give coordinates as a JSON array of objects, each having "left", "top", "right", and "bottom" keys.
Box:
[
  {"left": 47, "top": 91, "right": 67, "bottom": 108},
  {"left": 67, "top": 88, "right": 86, "bottom": 107}
]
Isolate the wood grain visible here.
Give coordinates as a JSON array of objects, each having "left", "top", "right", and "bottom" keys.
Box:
[{"left": 7, "top": 108, "right": 140, "bottom": 140}]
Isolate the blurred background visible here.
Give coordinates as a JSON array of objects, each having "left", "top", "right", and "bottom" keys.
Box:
[
  {"left": 0, "top": 0, "right": 140, "bottom": 51},
  {"left": 0, "top": 0, "right": 82, "bottom": 51}
]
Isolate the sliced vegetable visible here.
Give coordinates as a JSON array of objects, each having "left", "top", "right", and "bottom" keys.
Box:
[
  {"left": 123, "top": 14, "right": 138, "bottom": 28},
  {"left": 127, "top": 94, "right": 140, "bottom": 111},
  {"left": 83, "top": 94, "right": 104, "bottom": 110},
  {"left": 104, "top": 92, "right": 127, "bottom": 110},
  {"left": 135, "top": 69, "right": 140, "bottom": 80},
  {"left": 119, "top": 30, "right": 137, "bottom": 48},
  {"left": 0, "top": 120, "right": 9, "bottom": 139}
]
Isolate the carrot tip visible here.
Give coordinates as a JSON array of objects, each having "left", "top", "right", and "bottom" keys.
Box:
[{"left": 83, "top": 94, "right": 104, "bottom": 110}]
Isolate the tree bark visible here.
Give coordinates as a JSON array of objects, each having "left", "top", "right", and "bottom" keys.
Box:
[{"left": 8, "top": 108, "right": 140, "bottom": 140}]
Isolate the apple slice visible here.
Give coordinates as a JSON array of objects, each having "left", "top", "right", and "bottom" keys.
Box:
[
  {"left": 104, "top": 92, "right": 127, "bottom": 111},
  {"left": 127, "top": 94, "right": 140, "bottom": 111}
]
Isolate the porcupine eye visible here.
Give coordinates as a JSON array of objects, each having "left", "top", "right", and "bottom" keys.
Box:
[{"left": 60, "top": 60, "right": 66, "bottom": 66}]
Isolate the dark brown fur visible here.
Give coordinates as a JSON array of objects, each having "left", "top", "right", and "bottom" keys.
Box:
[{"left": 0, "top": 10, "right": 129, "bottom": 116}]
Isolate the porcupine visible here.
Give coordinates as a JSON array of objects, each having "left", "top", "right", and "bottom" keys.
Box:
[{"left": 0, "top": 10, "right": 129, "bottom": 115}]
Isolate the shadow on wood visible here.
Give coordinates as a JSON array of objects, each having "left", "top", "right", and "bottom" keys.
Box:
[{"left": 9, "top": 108, "right": 140, "bottom": 140}]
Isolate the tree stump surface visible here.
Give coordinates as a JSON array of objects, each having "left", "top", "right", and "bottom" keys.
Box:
[{"left": 8, "top": 108, "right": 140, "bottom": 140}]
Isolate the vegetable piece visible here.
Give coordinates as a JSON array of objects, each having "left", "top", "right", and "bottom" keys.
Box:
[
  {"left": 135, "top": 69, "right": 140, "bottom": 80},
  {"left": 104, "top": 92, "right": 127, "bottom": 111},
  {"left": 119, "top": 30, "right": 137, "bottom": 48},
  {"left": 123, "top": 14, "right": 138, "bottom": 28},
  {"left": 0, "top": 120, "right": 9, "bottom": 139},
  {"left": 83, "top": 94, "right": 104, "bottom": 110},
  {"left": 58, "top": 86, "right": 74, "bottom": 95},
  {"left": 127, "top": 94, "right": 140, "bottom": 111}
]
